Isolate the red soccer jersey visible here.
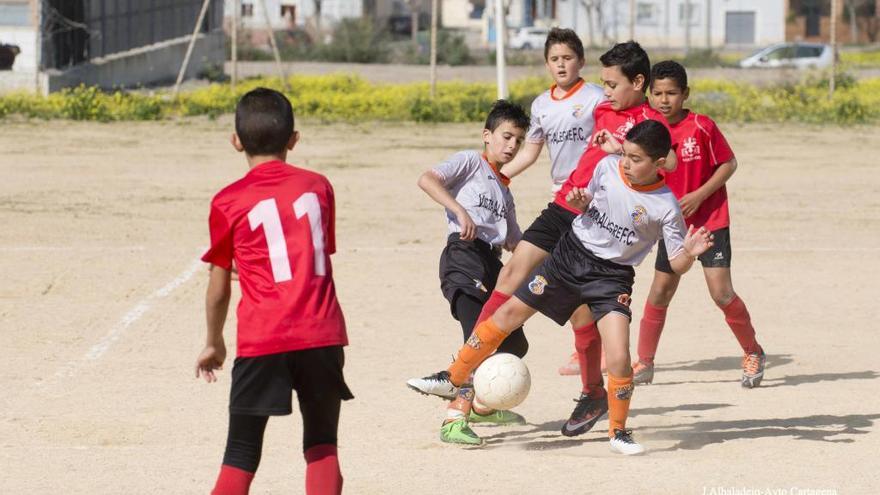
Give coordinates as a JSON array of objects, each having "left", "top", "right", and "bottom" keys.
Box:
[
  {"left": 202, "top": 160, "right": 347, "bottom": 358},
  {"left": 554, "top": 100, "right": 670, "bottom": 213},
  {"left": 664, "top": 111, "right": 735, "bottom": 231}
]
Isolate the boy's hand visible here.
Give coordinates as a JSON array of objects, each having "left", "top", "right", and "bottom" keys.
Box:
[
  {"left": 456, "top": 209, "right": 478, "bottom": 241},
  {"left": 679, "top": 191, "right": 706, "bottom": 218},
  {"left": 683, "top": 225, "right": 714, "bottom": 258},
  {"left": 195, "top": 340, "right": 226, "bottom": 383},
  {"left": 565, "top": 187, "right": 593, "bottom": 213},
  {"left": 592, "top": 129, "right": 622, "bottom": 154}
]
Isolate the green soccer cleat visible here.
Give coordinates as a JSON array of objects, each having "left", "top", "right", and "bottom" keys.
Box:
[
  {"left": 468, "top": 408, "right": 527, "bottom": 425},
  {"left": 440, "top": 418, "right": 483, "bottom": 445}
]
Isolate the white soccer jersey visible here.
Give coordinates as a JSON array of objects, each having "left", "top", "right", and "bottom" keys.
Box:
[
  {"left": 432, "top": 151, "right": 522, "bottom": 249},
  {"left": 572, "top": 155, "right": 687, "bottom": 266},
  {"left": 526, "top": 80, "right": 606, "bottom": 191}
]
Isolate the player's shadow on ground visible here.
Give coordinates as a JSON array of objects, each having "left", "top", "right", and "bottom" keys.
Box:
[
  {"left": 479, "top": 403, "right": 733, "bottom": 451},
  {"left": 643, "top": 413, "right": 880, "bottom": 452},
  {"left": 655, "top": 354, "right": 794, "bottom": 373},
  {"left": 649, "top": 370, "right": 879, "bottom": 388}
]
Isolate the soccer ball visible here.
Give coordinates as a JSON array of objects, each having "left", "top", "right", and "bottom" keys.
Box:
[{"left": 473, "top": 353, "right": 531, "bottom": 411}]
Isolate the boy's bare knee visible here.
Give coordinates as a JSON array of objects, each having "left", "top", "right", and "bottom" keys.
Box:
[
  {"left": 711, "top": 289, "right": 736, "bottom": 307},
  {"left": 604, "top": 349, "right": 631, "bottom": 377}
]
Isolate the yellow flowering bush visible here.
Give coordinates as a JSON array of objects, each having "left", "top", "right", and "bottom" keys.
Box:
[{"left": 1, "top": 75, "right": 878, "bottom": 125}]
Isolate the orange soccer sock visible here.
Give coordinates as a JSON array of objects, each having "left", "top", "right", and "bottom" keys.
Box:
[
  {"left": 447, "top": 318, "right": 508, "bottom": 386},
  {"left": 721, "top": 295, "right": 761, "bottom": 355},
  {"left": 637, "top": 302, "right": 668, "bottom": 364},
  {"left": 607, "top": 372, "right": 635, "bottom": 436}
]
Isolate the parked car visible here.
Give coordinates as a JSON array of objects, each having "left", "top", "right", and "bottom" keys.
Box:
[
  {"left": 509, "top": 27, "right": 549, "bottom": 50},
  {"left": 739, "top": 42, "right": 834, "bottom": 69}
]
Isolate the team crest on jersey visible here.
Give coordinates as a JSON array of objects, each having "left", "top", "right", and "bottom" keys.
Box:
[
  {"left": 528, "top": 275, "right": 548, "bottom": 295},
  {"left": 631, "top": 205, "right": 647, "bottom": 227},
  {"left": 614, "top": 117, "right": 636, "bottom": 140},
  {"left": 572, "top": 104, "right": 585, "bottom": 118},
  {"left": 681, "top": 137, "right": 701, "bottom": 162}
]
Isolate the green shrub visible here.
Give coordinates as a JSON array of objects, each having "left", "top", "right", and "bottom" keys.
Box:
[{"left": 2, "top": 75, "right": 879, "bottom": 124}]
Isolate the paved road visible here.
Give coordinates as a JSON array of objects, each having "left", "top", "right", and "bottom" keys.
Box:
[{"left": 225, "top": 61, "right": 880, "bottom": 85}]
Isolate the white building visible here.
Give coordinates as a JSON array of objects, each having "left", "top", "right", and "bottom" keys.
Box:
[
  {"left": 553, "top": 0, "right": 785, "bottom": 48},
  {"left": 225, "top": 0, "right": 363, "bottom": 30}
]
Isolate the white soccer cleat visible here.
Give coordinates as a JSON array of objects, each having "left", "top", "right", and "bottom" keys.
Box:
[
  {"left": 406, "top": 370, "right": 459, "bottom": 400},
  {"left": 609, "top": 429, "right": 646, "bottom": 455}
]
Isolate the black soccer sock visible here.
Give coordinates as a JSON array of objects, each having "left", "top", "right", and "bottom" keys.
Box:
[{"left": 221, "top": 414, "right": 269, "bottom": 473}]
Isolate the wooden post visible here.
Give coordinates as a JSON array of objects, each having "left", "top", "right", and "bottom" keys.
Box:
[
  {"left": 684, "top": 0, "right": 691, "bottom": 55},
  {"left": 260, "top": 0, "right": 290, "bottom": 91},
  {"left": 494, "top": 0, "right": 507, "bottom": 98},
  {"left": 231, "top": 0, "right": 239, "bottom": 90},
  {"left": 629, "top": 0, "right": 635, "bottom": 40},
  {"left": 173, "top": 0, "right": 213, "bottom": 96},
  {"left": 429, "top": 0, "right": 438, "bottom": 98},
  {"left": 830, "top": 0, "right": 838, "bottom": 98}
]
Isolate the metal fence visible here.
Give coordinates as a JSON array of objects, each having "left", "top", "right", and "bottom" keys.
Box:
[{"left": 43, "top": 0, "right": 224, "bottom": 70}]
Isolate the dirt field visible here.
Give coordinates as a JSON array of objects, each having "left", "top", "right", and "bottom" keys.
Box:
[{"left": 2, "top": 119, "right": 878, "bottom": 494}]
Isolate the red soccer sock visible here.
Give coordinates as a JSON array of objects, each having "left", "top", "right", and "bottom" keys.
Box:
[
  {"left": 574, "top": 323, "right": 605, "bottom": 397},
  {"left": 637, "top": 302, "right": 668, "bottom": 364},
  {"left": 211, "top": 465, "right": 255, "bottom": 495},
  {"left": 721, "top": 295, "right": 761, "bottom": 355},
  {"left": 476, "top": 290, "right": 510, "bottom": 325},
  {"left": 304, "top": 444, "right": 343, "bottom": 495}
]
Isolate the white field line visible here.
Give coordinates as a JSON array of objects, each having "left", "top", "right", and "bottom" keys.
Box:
[
  {"left": 44, "top": 257, "right": 203, "bottom": 384},
  {"left": 0, "top": 246, "right": 146, "bottom": 252}
]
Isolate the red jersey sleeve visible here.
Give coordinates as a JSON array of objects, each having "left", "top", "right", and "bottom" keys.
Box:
[
  {"left": 202, "top": 201, "right": 234, "bottom": 269},
  {"left": 701, "top": 116, "right": 735, "bottom": 167}
]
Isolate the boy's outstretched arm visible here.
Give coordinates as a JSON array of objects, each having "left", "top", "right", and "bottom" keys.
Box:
[
  {"left": 417, "top": 170, "right": 477, "bottom": 240},
  {"left": 499, "top": 141, "right": 542, "bottom": 180},
  {"left": 679, "top": 158, "right": 737, "bottom": 217},
  {"left": 669, "top": 225, "right": 714, "bottom": 275},
  {"left": 196, "top": 264, "right": 232, "bottom": 383}
]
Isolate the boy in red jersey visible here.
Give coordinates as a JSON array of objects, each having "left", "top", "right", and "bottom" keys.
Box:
[
  {"left": 634, "top": 60, "right": 766, "bottom": 388},
  {"left": 196, "top": 88, "right": 352, "bottom": 495},
  {"left": 489, "top": 41, "right": 674, "bottom": 437},
  {"left": 408, "top": 120, "right": 714, "bottom": 455}
]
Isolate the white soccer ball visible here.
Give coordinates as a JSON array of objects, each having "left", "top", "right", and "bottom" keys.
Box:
[{"left": 473, "top": 353, "right": 531, "bottom": 411}]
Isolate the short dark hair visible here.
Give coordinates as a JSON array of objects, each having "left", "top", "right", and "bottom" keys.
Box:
[
  {"left": 599, "top": 41, "right": 651, "bottom": 92},
  {"left": 484, "top": 99, "right": 529, "bottom": 133},
  {"left": 235, "top": 87, "right": 295, "bottom": 156},
  {"left": 651, "top": 60, "right": 688, "bottom": 90},
  {"left": 544, "top": 27, "right": 584, "bottom": 61},
  {"left": 625, "top": 120, "right": 671, "bottom": 160}
]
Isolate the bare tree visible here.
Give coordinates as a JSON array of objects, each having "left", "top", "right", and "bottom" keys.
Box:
[
  {"left": 845, "top": 0, "right": 858, "bottom": 42},
  {"left": 313, "top": 0, "right": 323, "bottom": 42},
  {"left": 407, "top": 0, "right": 420, "bottom": 44}
]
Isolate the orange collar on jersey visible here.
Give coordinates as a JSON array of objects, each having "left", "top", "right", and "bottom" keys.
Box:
[
  {"left": 549, "top": 78, "right": 585, "bottom": 101},
  {"left": 482, "top": 153, "right": 511, "bottom": 186},
  {"left": 618, "top": 163, "right": 665, "bottom": 192}
]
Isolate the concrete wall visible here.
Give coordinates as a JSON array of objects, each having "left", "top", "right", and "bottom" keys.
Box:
[{"left": 45, "top": 31, "right": 225, "bottom": 93}]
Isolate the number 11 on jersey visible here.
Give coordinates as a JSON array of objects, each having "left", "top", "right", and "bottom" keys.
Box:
[{"left": 248, "top": 193, "right": 326, "bottom": 283}]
